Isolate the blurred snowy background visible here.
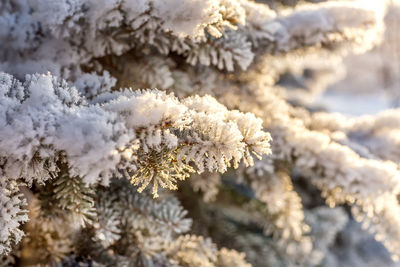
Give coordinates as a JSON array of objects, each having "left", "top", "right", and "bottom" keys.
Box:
[
  {"left": 282, "top": 1, "right": 400, "bottom": 116},
  {"left": 281, "top": 4, "right": 400, "bottom": 265}
]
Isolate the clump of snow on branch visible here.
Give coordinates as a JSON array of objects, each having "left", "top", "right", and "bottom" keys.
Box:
[
  {"left": 0, "top": 180, "right": 28, "bottom": 255},
  {"left": 0, "top": 72, "right": 271, "bottom": 197}
]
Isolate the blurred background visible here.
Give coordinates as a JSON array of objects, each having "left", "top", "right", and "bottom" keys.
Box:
[{"left": 276, "top": 0, "right": 400, "bottom": 116}]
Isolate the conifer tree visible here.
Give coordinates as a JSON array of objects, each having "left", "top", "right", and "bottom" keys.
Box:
[{"left": 1, "top": 0, "right": 400, "bottom": 266}]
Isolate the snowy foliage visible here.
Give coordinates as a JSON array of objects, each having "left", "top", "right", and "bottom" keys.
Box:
[
  {"left": 0, "top": 180, "right": 28, "bottom": 255},
  {"left": 0, "top": 72, "right": 270, "bottom": 189},
  {"left": 1, "top": 0, "right": 400, "bottom": 266}
]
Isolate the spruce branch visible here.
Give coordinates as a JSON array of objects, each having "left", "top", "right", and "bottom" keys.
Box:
[{"left": 52, "top": 163, "right": 96, "bottom": 226}]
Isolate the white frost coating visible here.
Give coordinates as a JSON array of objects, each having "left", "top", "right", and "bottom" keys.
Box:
[
  {"left": 244, "top": 166, "right": 313, "bottom": 261},
  {"left": 310, "top": 110, "right": 400, "bottom": 163},
  {"left": 0, "top": 179, "right": 28, "bottom": 255},
  {"left": 242, "top": 0, "right": 386, "bottom": 54},
  {"left": 0, "top": 72, "right": 271, "bottom": 189},
  {"left": 0, "top": 0, "right": 387, "bottom": 79},
  {"left": 0, "top": 0, "right": 398, "bottom": 265},
  {"left": 29, "top": 0, "right": 222, "bottom": 38},
  {"left": 166, "top": 235, "right": 251, "bottom": 267},
  {"left": 180, "top": 95, "right": 272, "bottom": 172},
  {"left": 74, "top": 71, "right": 117, "bottom": 100},
  {"left": 207, "top": 54, "right": 400, "bottom": 262},
  {"left": 285, "top": 126, "right": 400, "bottom": 200},
  {"left": 0, "top": 72, "right": 126, "bottom": 185},
  {"left": 103, "top": 90, "right": 189, "bottom": 129},
  {"left": 152, "top": 0, "right": 221, "bottom": 37}
]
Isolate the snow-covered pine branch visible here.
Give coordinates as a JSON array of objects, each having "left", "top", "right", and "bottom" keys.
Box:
[
  {"left": 0, "top": 179, "right": 28, "bottom": 255},
  {"left": 0, "top": 70, "right": 270, "bottom": 255},
  {"left": 309, "top": 110, "right": 400, "bottom": 162},
  {"left": 0, "top": 71, "right": 271, "bottom": 191},
  {"left": 168, "top": 44, "right": 400, "bottom": 262},
  {"left": 213, "top": 66, "right": 400, "bottom": 261},
  {"left": 0, "top": 0, "right": 388, "bottom": 79},
  {"left": 243, "top": 0, "right": 386, "bottom": 54},
  {"left": 21, "top": 179, "right": 251, "bottom": 265}
]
